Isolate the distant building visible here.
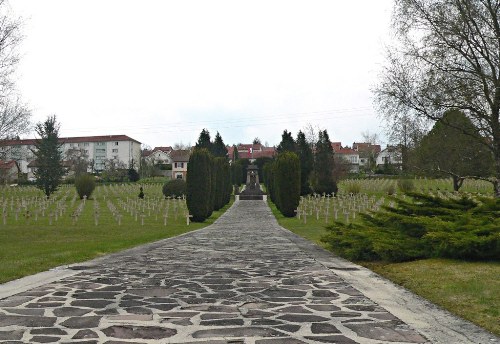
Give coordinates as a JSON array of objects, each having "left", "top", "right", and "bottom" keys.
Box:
[
  {"left": 0, "top": 160, "right": 20, "bottom": 184},
  {"left": 376, "top": 146, "right": 403, "bottom": 169},
  {"left": 331, "top": 143, "right": 360, "bottom": 173},
  {"left": 170, "top": 150, "right": 190, "bottom": 180},
  {"left": 143, "top": 146, "right": 173, "bottom": 165},
  {"left": 352, "top": 142, "right": 381, "bottom": 170},
  {"left": 227, "top": 143, "right": 276, "bottom": 163},
  {"left": 0, "top": 135, "right": 141, "bottom": 176}
]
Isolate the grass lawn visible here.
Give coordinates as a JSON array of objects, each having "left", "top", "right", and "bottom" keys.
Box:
[
  {"left": 362, "top": 259, "right": 500, "bottom": 336},
  {"left": 269, "top": 200, "right": 500, "bottom": 336},
  {"left": 0, "top": 184, "right": 233, "bottom": 284}
]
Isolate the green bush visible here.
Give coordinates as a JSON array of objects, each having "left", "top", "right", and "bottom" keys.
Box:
[
  {"left": 75, "top": 174, "right": 96, "bottom": 199},
  {"left": 162, "top": 179, "right": 186, "bottom": 198},
  {"left": 186, "top": 148, "right": 212, "bottom": 222},
  {"left": 321, "top": 193, "right": 500, "bottom": 262},
  {"left": 274, "top": 152, "right": 301, "bottom": 217}
]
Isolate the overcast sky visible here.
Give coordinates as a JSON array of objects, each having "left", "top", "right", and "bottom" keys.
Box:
[{"left": 11, "top": 0, "right": 393, "bottom": 148}]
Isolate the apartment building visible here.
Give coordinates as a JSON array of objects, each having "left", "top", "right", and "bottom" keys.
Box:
[{"left": 0, "top": 135, "right": 141, "bottom": 175}]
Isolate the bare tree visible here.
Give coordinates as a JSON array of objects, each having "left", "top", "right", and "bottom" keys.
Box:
[
  {"left": 360, "top": 130, "right": 381, "bottom": 145},
  {"left": 173, "top": 142, "right": 191, "bottom": 150},
  {"left": 65, "top": 147, "right": 89, "bottom": 177},
  {"left": 374, "top": 0, "right": 500, "bottom": 196},
  {"left": 302, "top": 123, "right": 322, "bottom": 149},
  {"left": 0, "top": 1, "right": 30, "bottom": 140}
]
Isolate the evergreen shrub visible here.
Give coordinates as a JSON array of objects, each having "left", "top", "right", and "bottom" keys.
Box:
[
  {"left": 162, "top": 179, "right": 186, "bottom": 198},
  {"left": 75, "top": 174, "right": 96, "bottom": 199},
  {"left": 321, "top": 193, "right": 500, "bottom": 262}
]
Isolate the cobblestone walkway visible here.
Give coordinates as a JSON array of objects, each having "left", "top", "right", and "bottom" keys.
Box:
[{"left": 0, "top": 201, "right": 497, "bottom": 343}]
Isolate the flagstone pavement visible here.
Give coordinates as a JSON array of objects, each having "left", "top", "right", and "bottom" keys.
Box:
[{"left": 0, "top": 200, "right": 498, "bottom": 344}]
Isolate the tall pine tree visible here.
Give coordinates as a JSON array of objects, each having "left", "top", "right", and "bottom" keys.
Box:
[
  {"left": 32, "top": 116, "right": 65, "bottom": 198},
  {"left": 276, "top": 130, "right": 296, "bottom": 153},
  {"left": 212, "top": 132, "right": 228, "bottom": 158},
  {"left": 195, "top": 129, "right": 212, "bottom": 152}
]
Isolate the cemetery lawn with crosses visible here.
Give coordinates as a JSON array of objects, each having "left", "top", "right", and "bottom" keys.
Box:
[
  {"left": 270, "top": 177, "right": 499, "bottom": 336},
  {"left": 0, "top": 183, "right": 233, "bottom": 284}
]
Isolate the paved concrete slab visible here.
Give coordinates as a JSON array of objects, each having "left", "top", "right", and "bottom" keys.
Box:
[{"left": 0, "top": 200, "right": 498, "bottom": 343}]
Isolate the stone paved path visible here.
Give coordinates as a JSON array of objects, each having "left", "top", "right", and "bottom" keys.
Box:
[{"left": 0, "top": 200, "right": 498, "bottom": 343}]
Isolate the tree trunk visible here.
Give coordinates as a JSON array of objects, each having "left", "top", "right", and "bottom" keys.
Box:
[{"left": 452, "top": 176, "right": 464, "bottom": 192}]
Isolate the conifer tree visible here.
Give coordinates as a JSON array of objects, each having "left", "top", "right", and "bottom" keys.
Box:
[
  {"left": 212, "top": 132, "right": 228, "bottom": 158},
  {"left": 195, "top": 129, "right": 212, "bottom": 152},
  {"left": 276, "top": 130, "right": 296, "bottom": 154},
  {"left": 186, "top": 148, "right": 212, "bottom": 222},
  {"left": 32, "top": 116, "right": 65, "bottom": 198},
  {"left": 296, "top": 130, "right": 313, "bottom": 195},
  {"left": 312, "top": 129, "right": 337, "bottom": 195},
  {"left": 274, "top": 152, "right": 300, "bottom": 217}
]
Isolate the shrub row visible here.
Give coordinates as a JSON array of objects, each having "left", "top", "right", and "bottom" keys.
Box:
[
  {"left": 186, "top": 148, "right": 231, "bottom": 222},
  {"left": 263, "top": 152, "right": 301, "bottom": 217},
  {"left": 321, "top": 192, "right": 500, "bottom": 262}
]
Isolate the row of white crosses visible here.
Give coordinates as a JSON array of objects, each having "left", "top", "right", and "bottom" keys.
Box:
[
  {"left": 0, "top": 189, "right": 74, "bottom": 226},
  {"left": 295, "top": 192, "right": 388, "bottom": 224},
  {"left": 0, "top": 183, "right": 197, "bottom": 227}
]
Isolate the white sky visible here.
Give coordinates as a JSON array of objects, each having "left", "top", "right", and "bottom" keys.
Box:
[{"left": 10, "top": 0, "right": 393, "bottom": 148}]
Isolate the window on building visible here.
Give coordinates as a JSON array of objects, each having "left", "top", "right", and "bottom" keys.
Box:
[
  {"left": 114, "top": 142, "right": 119, "bottom": 146},
  {"left": 112, "top": 149, "right": 118, "bottom": 153},
  {"left": 176, "top": 174, "right": 183, "bottom": 179},
  {"left": 96, "top": 149, "right": 105, "bottom": 153}
]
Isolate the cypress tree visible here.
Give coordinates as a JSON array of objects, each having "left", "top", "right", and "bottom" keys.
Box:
[
  {"left": 213, "top": 157, "right": 227, "bottom": 210},
  {"left": 274, "top": 152, "right": 301, "bottom": 217},
  {"left": 313, "top": 129, "right": 337, "bottom": 195},
  {"left": 32, "top": 116, "right": 65, "bottom": 198},
  {"left": 207, "top": 156, "right": 216, "bottom": 217},
  {"left": 263, "top": 162, "right": 276, "bottom": 203},
  {"left": 186, "top": 148, "right": 212, "bottom": 222},
  {"left": 296, "top": 130, "right": 313, "bottom": 195}
]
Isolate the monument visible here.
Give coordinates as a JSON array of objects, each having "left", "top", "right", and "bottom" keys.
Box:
[{"left": 239, "top": 165, "right": 265, "bottom": 200}]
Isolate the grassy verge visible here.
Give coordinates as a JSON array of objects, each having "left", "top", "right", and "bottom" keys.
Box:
[
  {"left": 269, "top": 200, "right": 500, "bottom": 336},
  {"left": 362, "top": 260, "right": 500, "bottom": 336},
  {"left": 0, "top": 190, "right": 233, "bottom": 284}
]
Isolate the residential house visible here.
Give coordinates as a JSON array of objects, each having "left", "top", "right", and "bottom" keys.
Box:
[
  {"left": 0, "top": 135, "right": 142, "bottom": 176},
  {"left": 227, "top": 143, "right": 276, "bottom": 163},
  {"left": 376, "top": 146, "right": 403, "bottom": 169},
  {"left": 0, "top": 160, "right": 20, "bottom": 184},
  {"left": 331, "top": 143, "right": 360, "bottom": 173},
  {"left": 170, "top": 150, "right": 190, "bottom": 180},
  {"left": 353, "top": 142, "right": 381, "bottom": 171},
  {"left": 144, "top": 146, "right": 173, "bottom": 165}
]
